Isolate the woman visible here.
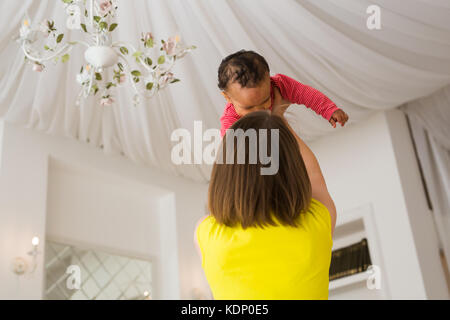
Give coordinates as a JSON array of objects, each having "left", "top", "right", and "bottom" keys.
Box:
[{"left": 194, "top": 111, "right": 337, "bottom": 299}]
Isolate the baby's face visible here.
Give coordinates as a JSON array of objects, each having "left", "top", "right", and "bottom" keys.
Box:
[{"left": 224, "top": 73, "right": 272, "bottom": 117}]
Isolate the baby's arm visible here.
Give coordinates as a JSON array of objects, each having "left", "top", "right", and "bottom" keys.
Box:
[{"left": 274, "top": 74, "right": 339, "bottom": 122}]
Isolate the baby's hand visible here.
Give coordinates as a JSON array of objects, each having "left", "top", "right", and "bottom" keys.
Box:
[{"left": 329, "top": 109, "right": 349, "bottom": 128}]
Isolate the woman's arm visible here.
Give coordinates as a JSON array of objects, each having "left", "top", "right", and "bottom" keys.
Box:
[{"left": 276, "top": 113, "right": 337, "bottom": 237}]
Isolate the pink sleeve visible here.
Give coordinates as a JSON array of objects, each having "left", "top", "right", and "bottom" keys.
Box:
[
  {"left": 273, "top": 74, "right": 339, "bottom": 121},
  {"left": 220, "top": 103, "right": 240, "bottom": 137}
]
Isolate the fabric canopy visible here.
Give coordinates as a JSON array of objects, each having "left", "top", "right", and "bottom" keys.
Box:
[{"left": 1, "top": 0, "right": 450, "bottom": 182}]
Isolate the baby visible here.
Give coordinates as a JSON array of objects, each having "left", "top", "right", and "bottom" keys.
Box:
[{"left": 218, "top": 50, "right": 349, "bottom": 137}]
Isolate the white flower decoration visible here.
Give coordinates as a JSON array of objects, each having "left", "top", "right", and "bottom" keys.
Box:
[
  {"left": 159, "top": 72, "right": 174, "bottom": 87},
  {"left": 76, "top": 67, "right": 91, "bottom": 85},
  {"left": 32, "top": 63, "right": 44, "bottom": 72},
  {"left": 100, "top": 97, "right": 114, "bottom": 106}
]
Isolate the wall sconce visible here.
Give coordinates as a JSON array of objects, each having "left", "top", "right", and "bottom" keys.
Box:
[
  {"left": 143, "top": 291, "right": 152, "bottom": 300},
  {"left": 11, "top": 236, "right": 41, "bottom": 276}
]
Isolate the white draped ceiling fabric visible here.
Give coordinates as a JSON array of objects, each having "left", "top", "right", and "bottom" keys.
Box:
[{"left": 1, "top": 0, "right": 450, "bottom": 183}]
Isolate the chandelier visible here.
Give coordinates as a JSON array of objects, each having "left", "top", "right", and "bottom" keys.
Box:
[{"left": 16, "top": 0, "right": 196, "bottom": 106}]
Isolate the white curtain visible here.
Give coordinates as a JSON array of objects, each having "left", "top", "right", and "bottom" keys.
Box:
[
  {"left": 400, "top": 85, "right": 450, "bottom": 271},
  {"left": 0, "top": 0, "right": 450, "bottom": 182}
]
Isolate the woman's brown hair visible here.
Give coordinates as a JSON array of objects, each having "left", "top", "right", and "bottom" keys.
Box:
[{"left": 208, "top": 111, "right": 312, "bottom": 229}]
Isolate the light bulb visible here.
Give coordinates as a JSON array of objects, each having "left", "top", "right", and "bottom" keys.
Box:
[
  {"left": 31, "top": 236, "right": 39, "bottom": 246},
  {"left": 143, "top": 291, "right": 149, "bottom": 297}
]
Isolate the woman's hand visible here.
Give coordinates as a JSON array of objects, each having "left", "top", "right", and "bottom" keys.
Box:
[{"left": 271, "top": 87, "right": 291, "bottom": 117}]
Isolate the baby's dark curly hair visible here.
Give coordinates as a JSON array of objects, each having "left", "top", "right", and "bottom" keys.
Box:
[{"left": 217, "top": 50, "right": 270, "bottom": 91}]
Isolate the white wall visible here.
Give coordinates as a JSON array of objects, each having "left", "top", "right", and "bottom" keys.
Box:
[
  {"left": 1, "top": 108, "right": 447, "bottom": 300},
  {"left": 46, "top": 158, "right": 176, "bottom": 298},
  {"left": 0, "top": 120, "right": 210, "bottom": 300},
  {"left": 309, "top": 109, "right": 449, "bottom": 299}
]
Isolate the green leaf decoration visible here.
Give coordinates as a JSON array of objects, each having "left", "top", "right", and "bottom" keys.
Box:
[
  {"left": 157, "top": 55, "right": 165, "bottom": 64},
  {"left": 80, "top": 23, "right": 87, "bottom": 33},
  {"left": 106, "top": 82, "right": 115, "bottom": 89},
  {"left": 56, "top": 33, "right": 64, "bottom": 43},
  {"left": 44, "top": 45, "right": 50, "bottom": 50},
  {"left": 61, "top": 54, "right": 70, "bottom": 63},
  {"left": 133, "top": 53, "right": 142, "bottom": 63},
  {"left": 170, "top": 79, "right": 180, "bottom": 83},
  {"left": 93, "top": 16, "right": 101, "bottom": 23},
  {"left": 146, "top": 82, "right": 154, "bottom": 90},
  {"left": 131, "top": 70, "right": 141, "bottom": 77},
  {"left": 109, "top": 23, "right": 118, "bottom": 32},
  {"left": 145, "top": 57, "right": 152, "bottom": 66},
  {"left": 145, "top": 39, "right": 154, "bottom": 48},
  {"left": 62, "top": 0, "right": 73, "bottom": 3},
  {"left": 133, "top": 77, "right": 140, "bottom": 83},
  {"left": 95, "top": 72, "right": 102, "bottom": 81},
  {"left": 119, "top": 47, "right": 128, "bottom": 55},
  {"left": 99, "top": 22, "right": 108, "bottom": 30},
  {"left": 117, "top": 62, "right": 124, "bottom": 71}
]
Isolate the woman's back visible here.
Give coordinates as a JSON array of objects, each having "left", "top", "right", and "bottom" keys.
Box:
[{"left": 197, "top": 198, "right": 333, "bottom": 300}]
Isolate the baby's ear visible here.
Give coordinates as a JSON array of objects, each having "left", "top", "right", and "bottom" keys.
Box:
[{"left": 221, "top": 91, "right": 232, "bottom": 103}]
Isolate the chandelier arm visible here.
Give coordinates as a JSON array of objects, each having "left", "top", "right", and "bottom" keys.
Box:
[
  {"left": 75, "top": 88, "right": 84, "bottom": 106},
  {"left": 82, "top": 0, "right": 101, "bottom": 44},
  {"left": 164, "top": 57, "right": 176, "bottom": 74},
  {"left": 112, "top": 42, "right": 157, "bottom": 73},
  {"left": 117, "top": 55, "right": 141, "bottom": 96},
  {"left": 138, "top": 57, "right": 153, "bottom": 73},
  {"left": 89, "top": 0, "right": 94, "bottom": 28},
  {"left": 111, "top": 41, "right": 138, "bottom": 53},
  {"left": 22, "top": 41, "right": 74, "bottom": 63},
  {"left": 75, "top": 40, "right": 91, "bottom": 48},
  {"left": 84, "top": 67, "right": 95, "bottom": 98}
]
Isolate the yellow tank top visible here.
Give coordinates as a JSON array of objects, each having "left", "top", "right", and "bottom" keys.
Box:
[{"left": 197, "top": 198, "right": 333, "bottom": 300}]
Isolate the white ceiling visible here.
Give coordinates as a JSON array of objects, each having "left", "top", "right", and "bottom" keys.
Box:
[{"left": 1, "top": 0, "right": 449, "bottom": 182}]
